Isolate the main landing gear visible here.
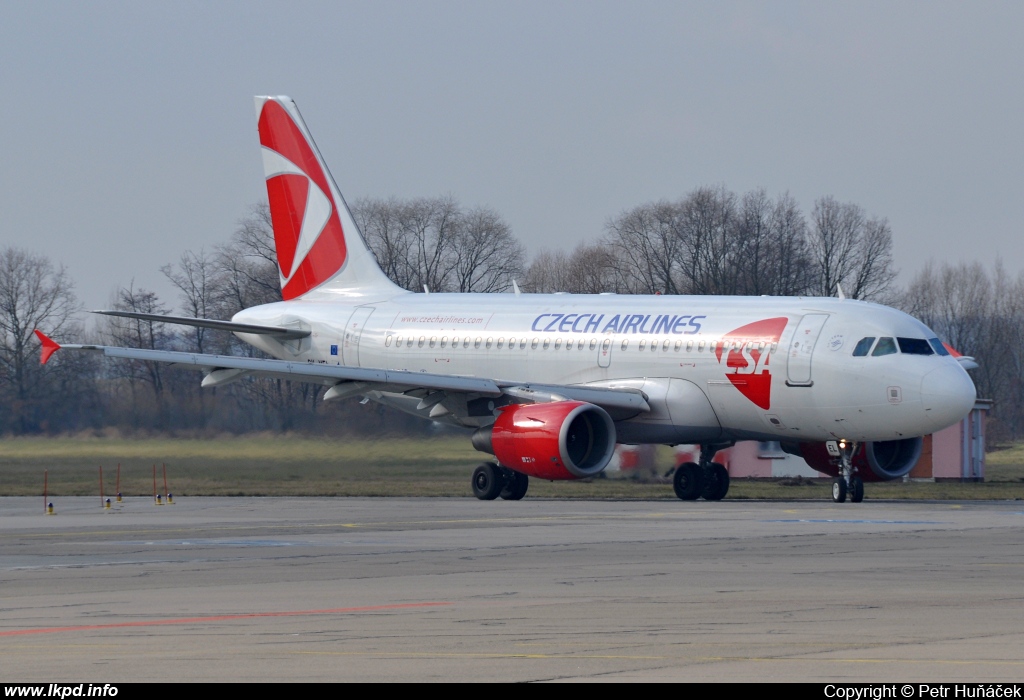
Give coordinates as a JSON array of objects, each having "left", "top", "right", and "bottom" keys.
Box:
[
  {"left": 831, "top": 440, "right": 864, "bottom": 504},
  {"left": 472, "top": 462, "right": 529, "bottom": 501},
  {"left": 673, "top": 444, "right": 732, "bottom": 502}
]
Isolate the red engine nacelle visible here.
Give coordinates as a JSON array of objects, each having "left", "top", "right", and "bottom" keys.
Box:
[
  {"left": 473, "top": 401, "right": 617, "bottom": 480},
  {"left": 790, "top": 437, "right": 924, "bottom": 482}
]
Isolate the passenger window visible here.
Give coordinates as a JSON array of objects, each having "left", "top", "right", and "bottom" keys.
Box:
[
  {"left": 698, "top": 341, "right": 706, "bottom": 352},
  {"left": 543, "top": 339, "right": 550, "bottom": 349},
  {"left": 429, "top": 336, "right": 436, "bottom": 348},
  {"left": 621, "top": 339, "right": 629, "bottom": 351},
  {"left": 520, "top": 339, "right": 527, "bottom": 350},
  {"left": 590, "top": 338, "right": 597, "bottom": 350},
  {"left": 385, "top": 335, "right": 393, "bottom": 347},
  {"left": 418, "top": 336, "right": 425, "bottom": 348},
  {"left": 674, "top": 340, "right": 682, "bottom": 351},
  {"left": 440, "top": 336, "right": 447, "bottom": 348},
  {"left": 872, "top": 337, "right": 897, "bottom": 356},
  {"left": 898, "top": 338, "right": 934, "bottom": 355},
  {"left": 474, "top": 337, "right": 482, "bottom": 349},
  {"left": 638, "top": 339, "right": 646, "bottom": 351},
  {"left": 508, "top": 337, "right": 515, "bottom": 348},
  {"left": 554, "top": 338, "right": 562, "bottom": 350},
  {"left": 930, "top": 338, "right": 950, "bottom": 356},
  {"left": 497, "top": 338, "right": 504, "bottom": 349},
  {"left": 853, "top": 337, "right": 875, "bottom": 356},
  {"left": 686, "top": 341, "right": 693, "bottom": 352},
  {"left": 531, "top": 338, "right": 539, "bottom": 349}
]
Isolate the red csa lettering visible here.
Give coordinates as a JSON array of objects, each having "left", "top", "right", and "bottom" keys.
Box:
[{"left": 735, "top": 344, "right": 770, "bottom": 375}]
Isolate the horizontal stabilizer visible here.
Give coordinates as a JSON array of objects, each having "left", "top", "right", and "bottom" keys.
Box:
[{"left": 91, "top": 311, "right": 311, "bottom": 340}]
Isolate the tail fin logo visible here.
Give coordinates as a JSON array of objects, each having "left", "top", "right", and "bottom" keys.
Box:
[
  {"left": 715, "top": 317, "right": 789, "bottom": 410},
  {"left": 258, "top": 100, "right": 348, "bottom": 300}
]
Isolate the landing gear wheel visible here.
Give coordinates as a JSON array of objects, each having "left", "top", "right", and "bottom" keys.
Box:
[
  {"left": 831, "top": 477, "right": 847, "bottom": 503},
  {"left": 472, "top": 462, "right": 503, "bottom": 500},
  {"left": 850, "top": 476, "right": 864, "bottom": 503},
  {"left": 701, "top": 462, "right": 730, "bottom": 501},
  {"left": 500, "top": 470, "right": 529, "bottom": 501},
  {"left": 673, "top": 462, "right": 704, "bottom": 501}
]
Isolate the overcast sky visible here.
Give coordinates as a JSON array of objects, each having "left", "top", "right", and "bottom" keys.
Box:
[{"left": 1, "top": 1, "right": 1022, "bottom": 311}]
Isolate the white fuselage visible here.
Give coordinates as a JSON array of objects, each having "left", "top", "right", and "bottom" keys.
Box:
[{"left": 233, "top": 290, "right": 977, "bottom": 445}]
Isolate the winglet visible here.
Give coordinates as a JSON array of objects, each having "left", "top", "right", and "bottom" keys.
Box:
[{"left": 34, "top": 330, "right": 61, "bottom": 365}]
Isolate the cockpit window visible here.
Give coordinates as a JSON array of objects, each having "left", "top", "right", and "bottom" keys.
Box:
[
  {"left": 872, "top": 337, "right": 897, "bottom": 356},
  {"left": 897, "top": 338, "right": 934, "bottom": 355},
  {"left": 852, "top": 337, "right": 876, "bottom": 356},
  {"left": 929, "top": 338, "right": 950, "bottom": 356}
]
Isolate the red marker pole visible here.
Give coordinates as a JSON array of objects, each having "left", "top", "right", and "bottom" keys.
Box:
[{"left": 163, "top": 463, "right": 168, "bottom": 499}]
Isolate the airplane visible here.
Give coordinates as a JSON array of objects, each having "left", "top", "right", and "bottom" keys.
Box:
[{"left": 34, "top": 96, "right": 978, "bottom": 504}]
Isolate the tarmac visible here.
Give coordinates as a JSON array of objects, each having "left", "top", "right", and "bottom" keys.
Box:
[{"left": 2, "top": 496, "right": 1024, "bottom": 682}]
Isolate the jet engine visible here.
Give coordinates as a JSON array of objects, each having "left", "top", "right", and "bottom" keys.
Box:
[
  {"left": 472, "top": 401, "right": 616, "bottom": 480},
  {"left": 785, "top": 437, "right": 924, "bottom": 482}
]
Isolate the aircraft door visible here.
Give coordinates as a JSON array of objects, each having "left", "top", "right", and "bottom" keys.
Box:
[
  {"left": 342, "top": 306, "right": 375, "bottom": 366},
  {"left": 598, "top": 336, "right": 613, "bottom": 368},
  {"left": 786, "top": 314, "right": 829, "bottom": 386}
]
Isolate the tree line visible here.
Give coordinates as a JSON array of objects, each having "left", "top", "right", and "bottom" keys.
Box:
[{"left": 0, "top": 188, "right": 1012, "bottom": 441}]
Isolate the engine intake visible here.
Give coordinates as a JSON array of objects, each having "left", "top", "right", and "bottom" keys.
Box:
[
  {"left": 785, "top": 437, "right": 924, "bottom": 482},
  {"left": 472, "top": 401, "right": 616, "bottom": 480}
]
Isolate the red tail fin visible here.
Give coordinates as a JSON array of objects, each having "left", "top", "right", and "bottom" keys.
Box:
[{"left": 255, "top": 96, "right": 400, "bottom": 298}]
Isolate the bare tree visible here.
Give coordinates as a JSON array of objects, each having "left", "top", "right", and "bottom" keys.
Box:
[
  {"left": 217, "top": 203, "right": 282, "bottom": 314},
  {"left": 451, "top": 207, "right": 525, "bottom": 293},
  {"left": 734, "top": 190, "right": 813, "bottom": 296},
  {"left": 161, "top": 248, "right": 224, "bottom": 353},
  {"left": 0, "top": 247, "right": 80, "bottom": 433},
  {"left": 809, "top": 196, "right": 897, "bottom": 301},
  {"left": 351, "top": 196, "right": 414, "bottom": 289},
  {"left": 605, "top": 201, "right": 686, "bottom": 294},
  {"left": 562, "top": 243, "right": 624, "bottom": 294},
  {"left": 100, "top": 283, "right": 173, "bottom": 427},
  {"left": 522, "top": 249, "right": 573, "bottom": 293},
  {"left": 354, "top": 196, "right": 524, "bottom": 294}
]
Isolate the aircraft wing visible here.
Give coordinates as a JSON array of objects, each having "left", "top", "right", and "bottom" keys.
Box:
[{"left": 34, "top": 332, "right": 650, "bottom": 416}]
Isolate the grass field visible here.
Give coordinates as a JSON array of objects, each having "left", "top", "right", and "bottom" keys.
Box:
[{"left": 2, "top": 435, "right": 1024, "bottom": 501}]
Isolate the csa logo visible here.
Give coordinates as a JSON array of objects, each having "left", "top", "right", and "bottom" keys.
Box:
[
  {"left": 715, "top": 317, "right": 789, "bottom": 410},
  {"left": 258, "top": 100, "right": 348, "bottom": 300}
]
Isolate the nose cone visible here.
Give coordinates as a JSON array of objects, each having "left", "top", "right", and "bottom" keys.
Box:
[{"left": 920, "top": 363, "right": 977, "bottom": 431}]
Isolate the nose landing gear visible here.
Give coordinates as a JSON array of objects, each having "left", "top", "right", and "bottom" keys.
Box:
[{"left": 831, "top": 440, "right": 864, "bottom": 503}]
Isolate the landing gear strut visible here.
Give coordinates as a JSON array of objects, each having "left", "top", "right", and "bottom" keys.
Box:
[
  {"left": 673, "top": 443, "right": 733, "bottom": 502},
  {"left": 832, "top": 440, "right": 864, "bottom": 504}
]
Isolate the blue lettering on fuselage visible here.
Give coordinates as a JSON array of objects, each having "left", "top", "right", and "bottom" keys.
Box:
[{"left": 532, "top": 312, "right": 705, "bottom": 334}]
